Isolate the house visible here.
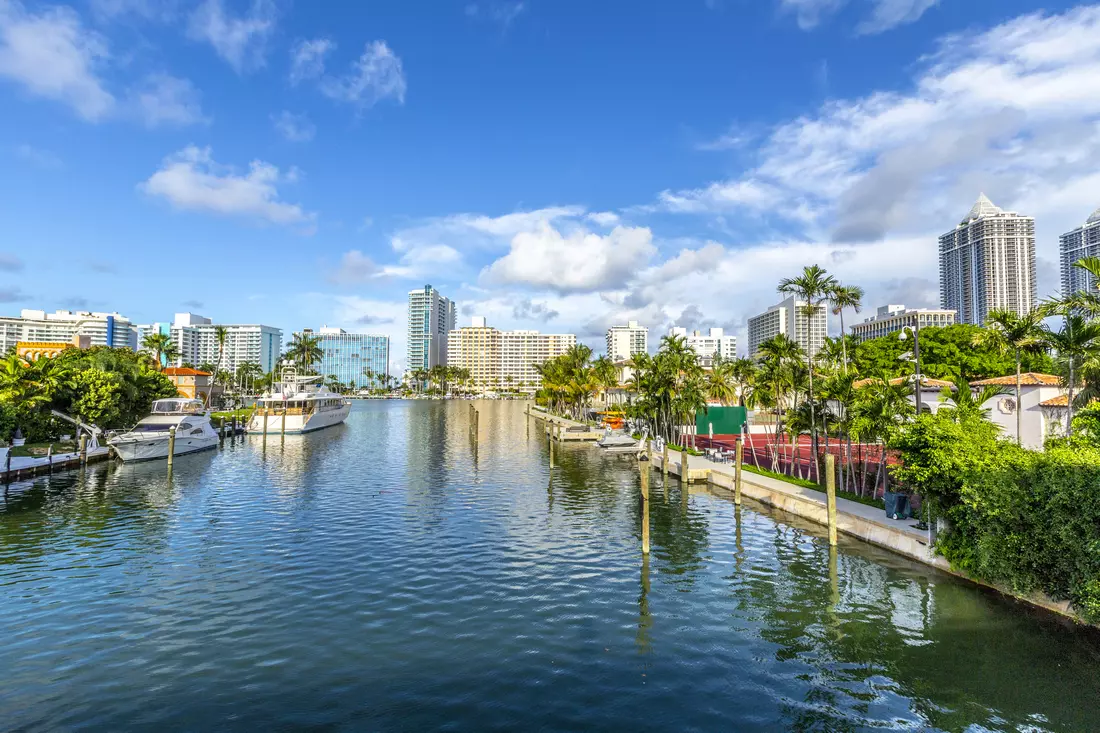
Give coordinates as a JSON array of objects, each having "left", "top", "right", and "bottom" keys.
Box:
[
  {"left": 970, "top": 373, "right": 1065, "bottom": 449},
  {"left": 163, "top": 367, "right": 213, "bottom": 404},
  {"left": 16, "top": 334, "right": 92, "bottom": 362},
  {"left": 851, "top": 376, "right": 955, "bottom": 414}
]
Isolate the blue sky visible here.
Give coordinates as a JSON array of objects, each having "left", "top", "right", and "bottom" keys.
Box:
[{"left": 2, "top": 0, "right": 1099, "bottom": 372}]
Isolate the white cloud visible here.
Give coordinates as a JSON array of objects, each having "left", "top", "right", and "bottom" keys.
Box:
[
  {"left": 272, "top": 110, "right": 315, "bottom": 142},
  {"left": 481, "top": 224, "right": 657, "bottom": 293},
  {"left": 187, "top": 0, "right": 276, "bottom": 74},
  {"left": 130, "top": 73, "right": 207, "bottom": 127},
  {"left": 140, "top": 145, "right": 314, "bottom": 227},
  {"left": 586, "top": 211, "right": 620, "bottom": 227},
  {"left": 465, "top": 2, "right": 526, "bottom": 29},
  {"left": 328, "top": 249, "right": 377, "bottom": 284},
  {"left": 14, "top": 143, "right": 62, "bottom": 169},
  {"left": 289, "top": 37, "right": 333, "bottom": 85},
  {"left": 857, "top": 0, "right": 939, "bottom": 35},
  {"left": 0, "top": 0, "right": 114, "bottom": 120},
  {"left": 779, "top": 0, "right": 938, "bottom": 34},
  {"left": 90, "top": 0, "right": 180, "bottom": 23},
  {"left": 319, "top": 40, "right": 406, "bottom": 108}
]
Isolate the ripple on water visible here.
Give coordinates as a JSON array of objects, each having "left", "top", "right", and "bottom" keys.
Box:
[{"left": 2, "top": 401, "right": 1099, "bottom": 732}]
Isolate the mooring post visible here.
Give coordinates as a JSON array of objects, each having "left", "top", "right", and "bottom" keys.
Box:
[
  {"left": 220, "top": 417, "right": 226, "bottom": 442},
  {"left": 734, "top": 440, "right": 743, "bottom": 506},
  {"left": 167, "top": 426, "right": 177, "bottom": 471},
  {"left": 826, "top": 453, "right": 837, "bottom": 547},
  {"left": 79, "top": 433, "right": 88, "bottom": 464},
  {"left": 662, "top": 443, "right": 669, "bottom": 477},
  {"left": 474, "top": 409, "right": 479, "bottom": 442},
  {"left": 640, "top": 457, "right": 650, "bottom": 554},
  {"left": 682, "top": 448, "right": 689, "bottom": 483}
]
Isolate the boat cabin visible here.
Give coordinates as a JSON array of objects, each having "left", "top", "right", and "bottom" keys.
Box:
[{"left": 150, "top": 399, "right": 207, "bottom": 416}]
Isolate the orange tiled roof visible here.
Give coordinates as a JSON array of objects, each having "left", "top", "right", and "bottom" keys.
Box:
[
  {"left": 164, "top": 367, "right": 211, "bottom": 377},
  {"left": 853, "top": 377, "right": 954, "bottom": 389},
  {"left": 970, "top": 372, "right": 1061, "bottom": 387},
  {"left": 1039, "top": 395, "right": 1069, "bottom": 407}
]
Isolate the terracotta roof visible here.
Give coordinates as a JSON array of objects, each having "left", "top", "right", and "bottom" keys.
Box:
[
  {"left": 853, "top": 377, "right": 954, "bottom": 389},
  {"left": 1039, "top": 395, "right": 1069, "bottom": 407},
  {"left": 970, "top": 373, "right": 1060, "bottom": 387},
  {"left": 164, "top": 367, "right": 211, "bottom": 376}
]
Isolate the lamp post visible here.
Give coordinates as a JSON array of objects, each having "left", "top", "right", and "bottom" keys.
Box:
[{"left": 899, "top": 318, "right": 923, "bottom": 414}]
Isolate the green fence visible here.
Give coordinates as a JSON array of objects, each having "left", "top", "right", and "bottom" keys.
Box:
[{"left": 696, "top": 406, "right": 748, "bottom": 436}]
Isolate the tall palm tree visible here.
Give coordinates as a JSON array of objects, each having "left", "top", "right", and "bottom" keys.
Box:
[
  {"left": 141, "top": 332, "right": 173, "bottom": 370},
  {"left": 1062, "top": 256, "right": 1100, "bottom": 316},
  {"left": 973, "top": 308, "right": 1044, "bottom": 445},
  {"left": 1042, "top": 313, "right": 1100, "bottom": 437},
  {"left": 828, "top": 283, "right": 864, "bottom": 372},
  {"left": 779, "top": 265, "right": 838, "bottom": 479},
  {"left": 591, "top": 355, "right": 618, "bottom": 406},
  {"left": 285, "top": 332, "right": 323, "bottom": 375},
  {"left": 705, "top": 355, "right": 737, "bottom": 406},
  {"left": 937, "top": 376, "right": 1009, "bottom": 423},
  {"left": 728, "top": 357, "right": 756, "bottom": 407}
]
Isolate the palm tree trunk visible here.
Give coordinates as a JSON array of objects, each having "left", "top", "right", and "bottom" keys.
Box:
[
  {"left": 807, "top": 355, "right": 820, "bottom": 481},
  {"left": 840, "top": 312, "right": 847, "bottom": 372},
  {"left": 1067, "top": 358, "right": 1076, "bottom": 438},
  {"left": 1015, "top": 348, "right": 1022, "bottom": 446}
]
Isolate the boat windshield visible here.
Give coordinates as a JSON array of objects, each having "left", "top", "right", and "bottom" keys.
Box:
[{"left": 151, "top": 399, "right": 204, "bottom": 414}]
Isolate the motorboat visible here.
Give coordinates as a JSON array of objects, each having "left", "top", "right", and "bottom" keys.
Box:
[
  {"left": 248, "top": 366, "right": 351, "bottom": 434},
  {"left": 596, "top": 427, "right": 649, "bottom": 455},
  {"left": 108, "top": 398, "right": 219, "bottom": 462}
]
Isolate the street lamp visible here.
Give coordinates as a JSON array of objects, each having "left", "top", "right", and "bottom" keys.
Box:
[{"left": 899, "top": 319, "right": 923, "bottom": 414}]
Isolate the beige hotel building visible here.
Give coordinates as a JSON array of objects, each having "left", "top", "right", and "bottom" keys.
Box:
[{"left": 448, "top": 317, "right": 577, "bottom": 394}]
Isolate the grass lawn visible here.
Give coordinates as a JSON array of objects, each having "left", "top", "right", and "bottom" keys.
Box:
[
  {"left": 741, "top": 463, "right": 886, "bottom": 510},
  {"left": 10, "top": 441, "right": 78, "bottom": 458},
  {"left": 211, "top": 407, "right": 254, "bottom": 422}
]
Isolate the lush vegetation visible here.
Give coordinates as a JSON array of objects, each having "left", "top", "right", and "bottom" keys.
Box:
[
  {"left": 533, "top": 345, "right": 617, "bottom": 420},
  {"left": 0, "top": 347, "right": 178, "bottom": 441}
]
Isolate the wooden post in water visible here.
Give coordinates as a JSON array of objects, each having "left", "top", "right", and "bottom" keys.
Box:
[
  {"left": 734, "top": 440, "right": 743, "bottom": 506},
  {"left": 662, "top": 443, "right": 669, "bottom": 477},
  {"left": 167, "top": 426, "right": 177, "bottom": 471},
  {"left": 220, "top": 417, "right": 226, "bottom": 442},
  {"left": 682, "top": 448, "right": 689, "bottom": 483},
  {"left": 640, "top": 457, "right": 650, "bottom": 554},
  {"left": 78, "top": 433, "right": 87, "bottom": 464},
  {"left": 826, "top": 453, "right": 837, "bottom": 547}
]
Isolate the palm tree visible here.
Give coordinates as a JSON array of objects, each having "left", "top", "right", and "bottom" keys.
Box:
[
  {"left": 285, "top": 332, "right": 323, "bottom": 375},
  {"left": 728, "top": 357, "right": 756, "bottom": 407},
  {"left": 705, "top": 355, "right": 737, "bottom": 406},
  {"left": 757, "top": 334, "right": 804, "bottom": 464},
  {"left": 779, "top": 265, "right": 838, "bottom": 479},
  {"left": 851, "top": 375, "right": 913, "bottom": 497},
  {"left": 1042, "top": 313, "right": 1100, "bottom": 437},
  {"left": 937, "top": 376, "right": 1009, "bottom": 423},
  {"left": 973, "top": 308, "right": 1044, "bottom": 445},
  {"left": 141, "top": 332, "right": 173, "bottom": 370},
  {"left": 591, "top": 355, "right": 618, "bottom": 406},
  {"left": 828, "top": 283, "right": 864, "bottom": 372},
  {"left": 1062, "top": 256, "right": 1100, "bottom": 316}
]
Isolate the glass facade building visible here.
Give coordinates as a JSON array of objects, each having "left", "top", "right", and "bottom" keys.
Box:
[{"left": 316, "top": 328, "right": 390, "bottom": 390}]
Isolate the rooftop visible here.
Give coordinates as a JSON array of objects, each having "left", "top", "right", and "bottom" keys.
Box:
[
  {"left": 853, "top": 376, "right": 954, "bottom": 389},
  {"left": 164, "top": 367, "right": 212, "bottom": 377},
  {"left": 1088, "top": 206, "right": 1100, "bottom": 226},
  {"left": 961, "top": 193, "right": 1004, "bottom": 223},
  {"left": 970, "top": 373, "right": 1061, "bottom": 387},
  {"left": 1039, "top": 395, "right": 1070, "bottom": 407}
]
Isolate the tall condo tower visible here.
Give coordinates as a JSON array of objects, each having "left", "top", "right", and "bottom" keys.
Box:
[
  {"left": 1060, "top": 205, "right": 1100, "bottom": 299},
  {"left": 939, "top": 194, "right": 1036, "bottom": 325},
  {"left": 406, "top": 285, "right": 456, "bottom": 377}
]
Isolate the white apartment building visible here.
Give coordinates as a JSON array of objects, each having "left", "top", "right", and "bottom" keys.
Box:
[
  {"left": 1060, "top": 205, "right": 1100, "bottom": 299},
  {"left": 851, "top": 305, "right": 957, "bottom": 343},
  {"left": 668, "top": 326, "right": 737, "bottom": 365},
  {"left": 606, "top": 321, "right": 648, "bottom": 361},
  {"left": 940, "top": 194, "right": 1036, "bottom": 325},
  {"left": 407, "top": 285, "right": 456, "bottom": 377},
  {"left": 169, "top": 313, "right": 282, "bottom": 374},
  {"left": 746, "top": 296, "right": 827, "bottom": 358},
  {"left": 448, "top": 317, "right": 576, "bottom": 394},
  {"left": 0, "top": 309, "right": 137, "bottom": 354}
]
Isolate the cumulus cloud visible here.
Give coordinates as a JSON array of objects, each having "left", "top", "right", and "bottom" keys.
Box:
[
  {"left": 319, "top": 40, "right": 406, "bottom": 109},
  {"left": 272, "top": 110, "right": 315, "bottom": 142},
  {"left": 140, "top": 145, "right": 313, "bottom": 227},
  {"left": 512, "top": 298, "right": 559, "bottom": 322},
  {"left": 289, "top": 37, "right": 333, "bottom": 85},
  {"left": 0, "top": 0, "right": 114, "bottom": 120},
  {"left": 481, "top": 224, "right": 656, "bottom": 294},
  {"left": 187, "top": 0, "right": 276, "bottom": 74},
  {"left": 779, "top": 0, "right": 938, "bottom": 34},
  {"left": 328, "top": 250, "right": 377, "bottom": 284}
]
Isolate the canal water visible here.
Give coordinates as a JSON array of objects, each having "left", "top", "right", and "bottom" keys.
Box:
[{"left": 1, "top": 401, "right": 1098, "bottom": 731}]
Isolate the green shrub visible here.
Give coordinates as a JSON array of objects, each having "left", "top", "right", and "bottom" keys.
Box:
[{"left": 895, "top": 411, "right": 1100, "bottom": 622}]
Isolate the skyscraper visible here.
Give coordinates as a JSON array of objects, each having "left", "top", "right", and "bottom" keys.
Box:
[
  {"left": 1060, "top": 205, "right": 1100, "bottom": 298},
  {"left": 746, "top": 297, "right": 827, "bottom": 358},
  {"left": 406, "top": 285, "right": 456, "bottom": 377},
  {"left": 606, "top": 321, "right": 648, "bottom": 361},
  {"left": 447, "top": 317, "right": 576, "bottom": 394},
  {"left": 939, "top": 194, "right": 1036, "bottom": 325},
  {"left": 313, "top": 327, "right": 390, "bottom": 390},
  {"left": 169, "top": 313, "right": 282, "bottom": 374},
  {"left": 668, "top": 326, "right": 737, "bottom": 364}
]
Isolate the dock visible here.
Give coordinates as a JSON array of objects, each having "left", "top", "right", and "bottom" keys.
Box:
[
  {"left": 1, "top": 447, "right": 112, "bottom": 483},
  {"left": 528, "top": 406, "right": 604, "bottom": 441}
]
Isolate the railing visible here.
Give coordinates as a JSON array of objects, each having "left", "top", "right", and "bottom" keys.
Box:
[{"left": 255, "top": 407, "right": 311, "bottom": 416}]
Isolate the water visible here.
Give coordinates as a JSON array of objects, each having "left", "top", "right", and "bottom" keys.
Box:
[{"left": 1, "top": 401, "right": 1098, "bottom": 732}]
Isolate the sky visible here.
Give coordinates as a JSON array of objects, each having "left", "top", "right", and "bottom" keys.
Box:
[{"left": 2, "top": 0, "right": 1099, "bottom": 374}]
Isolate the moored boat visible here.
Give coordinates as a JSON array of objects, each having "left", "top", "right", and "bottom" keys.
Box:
[
  {"left": 107, "top": 398, "right": 220, "bottom": 462},
  {"left": 248, "top": 367, "right": 351, "bottom": 434}
]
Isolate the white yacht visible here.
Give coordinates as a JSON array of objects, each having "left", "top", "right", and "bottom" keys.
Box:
[
  {"left": 248, "top": 367, "right": 351, "bottom": 434},
  {"left": 108, "top": 398, "right": 220, "bottom": 462}
]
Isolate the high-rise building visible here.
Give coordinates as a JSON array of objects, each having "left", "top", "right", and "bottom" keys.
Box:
[
  {"left": 1060, "top": 205, "right": 1100, "bottom": 299},
  {"left": 746, "top": 296, "right": 827, "bottom": 358},
  {"left": 851, "top": 305, "right": 957, "bottom": 343},
  {"left": 169, "top": 313, "right": 282, "bottom": 374},
  {"left": 448, "top": 317, "right": 576, "bottom": 394},
  {"left": 407, "top": 285, "right": 456, "bottom": 377},
  {"left": 606, "top": 321, "right": 648, "bottom": 361},
  {"left": 0, "top": 309, "right": 137, "bottom": 354},
  {"left": 939, "top": 194, "right": 1036, "bottom": 325},
  {"left": 313, "top": 327, "right": 390, "bottom": 390},
  {"left": 668, "top": 326, "right": 737, "bottom": 365}
]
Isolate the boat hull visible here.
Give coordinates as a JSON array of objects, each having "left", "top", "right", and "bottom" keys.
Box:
[
  {"left": 247, "top": 403, "right": 351, "bottom": 434},
  {"left": 109, "top": 435, "right": 219, "bottom": 462}
]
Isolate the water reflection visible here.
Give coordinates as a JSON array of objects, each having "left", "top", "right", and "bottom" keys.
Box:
[{"left": 0, "top": 401, "right": 1097, "bottom": 732}]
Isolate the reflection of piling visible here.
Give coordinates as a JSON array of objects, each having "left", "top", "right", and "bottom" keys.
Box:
[
  {"left": 473, "top": 410, "right": 479, "bottom": 444},
  {"left": 826, "top": 453, "right": 838, "bottom": 546},
  {"left": 280, "top": 405, "right": 286, "bottom": 444},
  {"left": 262, "top": 412, "right": 268, "bottom": 450},
  {"left": 640, "top": 457, "right": 650, "bottom": 554},
  {"left": 829, "top": 543, "right": 839, "bottom": 606},
  {"left": 167, "top": 426, "right": 177, "bottom": 471},
  {"left": 220, "top": 417, "right": 226, "bottom": 442},
  {"left": 734, "top": 441, "right": 743, "bottom": 506},
  {"left": 549, "top": 429, "right": 555, "bottom": 469}
]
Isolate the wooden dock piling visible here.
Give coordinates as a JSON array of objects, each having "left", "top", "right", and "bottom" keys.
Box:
[
  {"left": 734, "top": 441, "right": 743, "bottom": 506},
  {"left": 78, "top": 434, "right": 87, "bottom": 464},
  {"left": 826, "top": 453, "right": 837, "bottom": 546},
  {"left": 167, "top": 426, "right": 176, "bottom": 471},
  {"left": 640, "top": 457, "right": 650, "bottom": 554},
  {"left": 662, "top": 443, "right": 669, "bottom": 477}
]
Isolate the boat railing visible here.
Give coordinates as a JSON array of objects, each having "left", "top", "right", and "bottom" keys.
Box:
[{"left": 255, "top": 406, "right": 313, "bottom": 416}]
